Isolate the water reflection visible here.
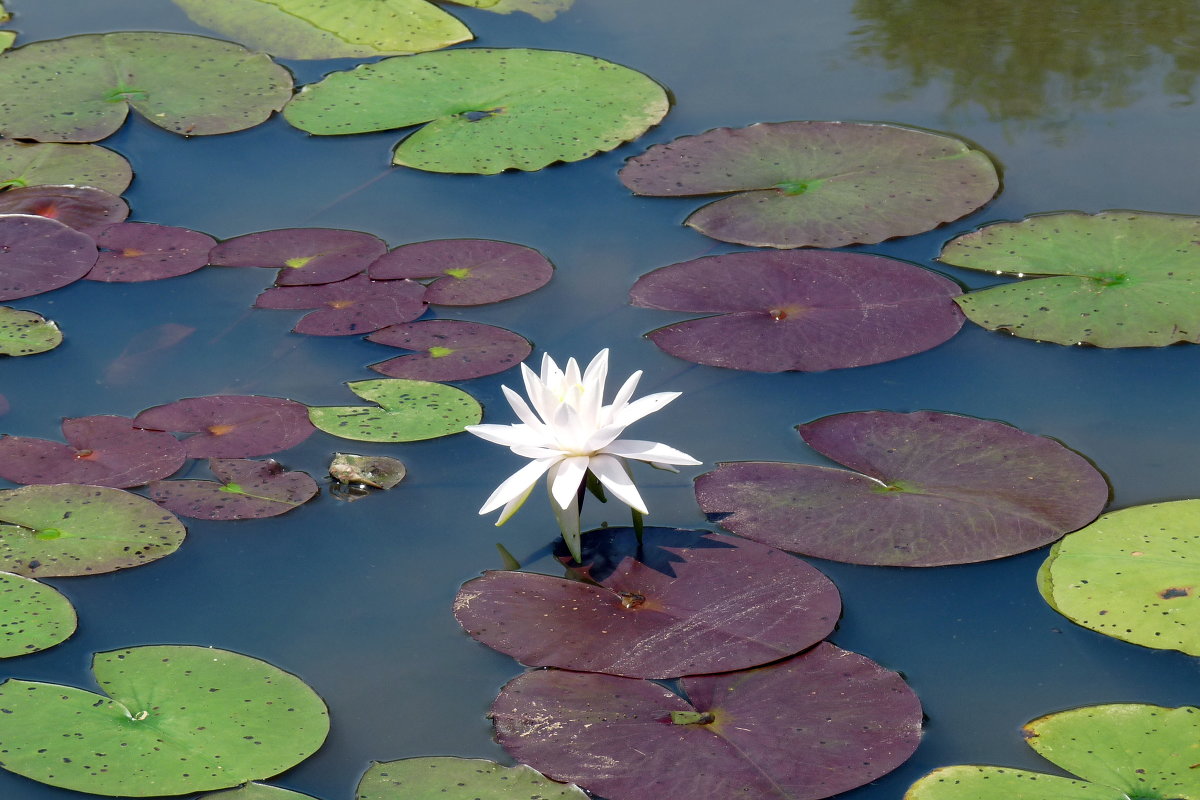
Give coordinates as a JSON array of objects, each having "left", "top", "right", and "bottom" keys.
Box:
[{"left": 851, "top": 0, "right": 1200, "bottom": 139}]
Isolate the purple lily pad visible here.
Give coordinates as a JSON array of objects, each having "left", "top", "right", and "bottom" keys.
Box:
[
  {"left": 619, "top": 121, "right": 1000, "bottom": 248},
  {"left": 368, "top": 239, "right": 553, "bottom": 305},
  {"left": 0, "top": 214, "right": 97, "bottom": 301},
  {"left": 84, "top": 222, "right": 217, "bottom": 282},
  {"left": 209, "top": 228, "right": 388, "bottom": 286},
  {"left": 492, "top": 641, "right": 923, "bottom": 800},
  {"left": 0, "top": 185, "right": 128, "bottom": 236},
  {"left": 149, "top": 459, "right": 318, "bottom": 520},
  {"left": 366, "top": 320, "right": 531, "bottom": 380},
  {"left": 0, "top": 415, "right": 186, "bottom": 488},
  {"left": 133, "top": 395, "right": 315, "bottom": 458},
  {"left": 455, "top": 527, "right": 839, "bottom": 678},
  {"left": 253, "top": 273, "right": 427, "bottom": 336},
  {"left": 696, "top": 410, "right": 1110, "bottom": 567},
  {"left": 630, "top": 250, "right": 964, "bottom": 372}
]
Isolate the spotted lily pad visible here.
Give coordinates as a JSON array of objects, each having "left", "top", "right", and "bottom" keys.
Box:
[
  {"left": 940, "top": 211, "right": 1200, "bottom": 347},
  {"left": 0, "top": 184, "right": 128, "bottom": 235},
  {"left": 210, "top": 228, "right": 388, "bottom": 286},
  {"left": 0, "top": 571, "right": 76, "bottom": 658},
  {"left": 0, "top": 644, "right": 329, "bottom": 796},
  {"left": 0, "top": 483, "right": 186, "bottom": 577},
  {"left": 0, "top": 33, "right": 12, "bottom": 54},
  {"left": 85, "top": 222, "right": 216, "bottom": 282},
  {"left": 455, "top": 527, "right": 839, "bottom": 678},
  {"left": 0, "top": 415, "right": 187, "bottom": 487},
  {"left": 905, "top": 704, "right": 1200, "bottom": 800},
  {"left": 358, "top": 758, "right": 588, "bottom": 800},
  {"left": 172, "top": 0, "right": 475, "bottom": 59},
  {"left": 369, "top": 239, "right": 554, "bottom": 305},
  {"left": 696, "top": 410, "right": 1109, "bottom": 567},
  {"left": 283, "top": 48, "right": 670, "bottom": 174},
  {"left": 493, "top": 641, "right": 922, "bottom": 800},
  {"left": 0, "top": 32, "right": 293, "bottom": 142},
  {"left": 308, "top": 378, "right": 482, "bottom": 442},
  {"left": 0, "top": 139, "right": 132, "bottom": 193},
  {"left": 0, "top": 214, "right": 97, "bottom": 301},
  {"left": 1038, "top": 500, "right": 1199, "bottom": 655},
  {"left": 0, "top": 306, "right": 61, "bottom": 355},
  {"left": 619, "top": 121, "right": 999, "bottom": 248},
  {"left": 630, "top": 250, "right": 964, "bottom": 372},
  {"left": 133, "top": 395, "right": 316, "bottom": 458},
  {"left": 254, "top": 274, "right": 427, "bottom": 336},
  {"left": 149, "top": 459, "right": 319, "bottom": 520},
  {"left": 367, "top": 320, "right": 531, "bottom": 380},
  {"left": 198, "top": 785, "right": 320, "bottom": 800}
]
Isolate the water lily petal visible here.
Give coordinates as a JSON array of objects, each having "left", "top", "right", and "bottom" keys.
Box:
[
  {"left": 589, "top": 453, "right": 649, "bottom": 513},
  {"left": 577, "top": 348, "right": 609, "bottom": 427},
  {"left": 550, "top": 455, "right": 589, "bottom": 509},
  {"left": 547, "top": 465, "right": 582, "bottom": 562},
  {"left": 582, "top": 422, "right": 632, "bottom": 454},
  {"left": 521, "top": 362, "right": 559, "bottom": 424},
  {"left": 465, "top": 423, "right": 547, "bottom": 450},
  {"left": 612, "top": 391, "right": 681, "bottom": 426},
  {"left": 479, "top": 456, "right": 560, "bottom": 514},
  {"left": 603, "top": 439, "right": 701, "bottom": 465},
  {"left": 501, "top": 385, "right": 550, "bottom": 434},
  {"left": 494, "top": 480, "right": 537, "bottom": 526},
  {"left": 605, "top": 370, "right": 643, "bottom": 423}
]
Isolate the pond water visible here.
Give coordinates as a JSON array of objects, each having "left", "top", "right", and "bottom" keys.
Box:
[{"left": 2, "top": 1, "right": 1199, "bottom": 798}]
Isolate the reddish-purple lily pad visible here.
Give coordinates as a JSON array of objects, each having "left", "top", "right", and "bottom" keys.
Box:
[
  {"left": 133, "top": 395, "right": 316, "bottom": 458},
  {"left": 630, "top": 250, "right": 964, "bottom": 372},
  {"left": 695, "top": 410, "right": 1110, "bottom": 567},
  {"left": 492, "top": 641, "right": 923, "bottom": 800},
  {"left": 368, "top": 239, "right": 553, "bottom": 305},
  {"left": 149, "top": 459, "right": 318, "bottom": 520},
  {"left": 367, "top": 320, "right": 531, "bottom": 380},
  {"left": 454, "top": 527, "right": 839, "bottom": 678},
  {"left": 619, "top": 121, "right": 1000, "bottom": 248},
  {"left": 209, "top": 228, "right": 388, "bottom": 286},
  {"left": 85, "top": 222, "right": 217, "bottom": 282},
  {"left": 0, "top": 185, "right": 128, "bottom": 236},
  {"left": 0, "top": 415, "right": 186, "bottom": 488},
  {"left": 253, "top": 273, "right": 427, "bottom": 336},
  {"left": 0, "top": 214, "right": 97, "bottom": 301}
]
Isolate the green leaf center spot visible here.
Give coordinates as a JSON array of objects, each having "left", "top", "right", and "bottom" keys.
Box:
[
  {"left": 872, "top": 479, "right": 922, "bottom": 495},
  {"left": 459, "top": 107, "right": 504, "bottom": 122},
  {"left": 444, "top": 267, "right": 472, "bottom": 280},
  {"left": 34, "top": 528, "right": 63, "bottom": 540},
  {"left": 218, "top": 482, "right": 245, "bottom": 495},
  {"left": 1092, "top": 271, "right": 1130, "bottom": 287},
  {"left": 285, "top": 255, "right": 315, "bottom": 269},
  {"left": 428, "top": 346, "right": 455, "bottom": 358},
  {"left": 104, "top": 84, "right": 149, "bottom": 103},
  {"left": 670, "top": 710, "right": 715, "bottom": 726},
  {"left": 774, "top": 179, "right": 821, "bottom": 196},
  {"left": 0, "top": 178, "right": 26, "bottom": 190}
]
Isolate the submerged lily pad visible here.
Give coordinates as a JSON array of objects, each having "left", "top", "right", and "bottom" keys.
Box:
[
  {"left": 254, "top": 273, "right": 427, "bottom": 335},
  {"left": 0, "top": 644, "right": 329, "bottom": 796},
  {"left": 619, "top": 121, "right": 999, "bottom": 248},
  {"left": 696, "top": 410, "right": 1109, "bottom": 567},
  {"left": 940, "top": 211, "right": 1200, "bottom": 347},
  {"left": 0, "top": 415, "right": 187, "bottom": 487},
  {"left": 210, "top": 228, "right": 388, "bottom": 286},
  {"left": 630, "top": 250, "right": 964, "bottom": 372},
  {"left": 0, "top": 139, "right": 132, "bottom": 193},
  {"left": 134, "top": 395, "right": 316, "bottom": 458},
  {"left": 0, "top": 306, "right": 61, "bottom": 355},
  {"left": 328, "top": 453, "right": 406, "bottom": 490},
  {"left": 283, "top": 48, "right": 669, "bottom": 174},
  {"left": 481, "top": 0, "right": 573, "bottom": 21},
  {"left": 367, "top": 320, "right": 531, "bottom": 380},
  {"left": 173, "top": 0, "right": 474, "bottom": 59},
  {"left": 149, "top": 458, "right": 319, "bottom": 520},
  {"left": 493, "top": 641, "right": 922, "bottom": 800},
  {"left": 0, "top": 32, "right": 292, "bottom": 142},
  {"left": 309, "top": 378, "right": 481, "bottom": 442},
  {"left": 1039, "top": 500, "right": 1199, "bottom": 655},
  {"left": 369, "top": 239, "right": 554, "bottom": 305},
  {"left": 455, "top": 527, "right": 839, "bottom": 678},
  {"left": 0, "top": 184, "right": 128, "bottom": 235},
  {"left": 86, "top": 222, "right": 216, "bottom": 282},
  {"left": 198, "top": 784, "right": 320, "bottom": 800},
  {"left": 0, "top": 483, "right": 186, "bottom": 577},
  {"left": 906, "top": 704, "right": 1200, "bottom": 800},
  {"left": 358, "top": 758, "right": 588, "bottom": 800},
  {"left": 0, "top": 213, "right": 97, "bottom": 301},
  {"left": 0, "top": 571, "right": 76, "bottom": 658}
]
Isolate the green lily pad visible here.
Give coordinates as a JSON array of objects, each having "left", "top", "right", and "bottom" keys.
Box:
[
  {"left": 0, "top": 139, "right": 132, "bottom": 193},
  {"left": 1038, "top": 499, "right": 1199, "bottom": 655},
  {"left": 358, "top": 758, "right": 589, "bottom": 800},
  {"left": 283, "top": 48, "right": 669, "bottom": 174},
  {"left": 0, "top": 644, "right": 330, "bottom": 796},
  {"left": 478, "top": 0, "right": 573, "bottom": 21},
  {"left": 308, "top": 378, "right": 482, "bottom": 442},
  {"left": 907, "top": 766, "right": 1128, "bottom": 800},
  {"left": 172, "top": 0, "right": 475, "bottom": 59},
  {"left": 0, "top": 32, "right": 293, "bottom": 142},
  {"left": 0, "top": 306, "right": 61, "bottom": 356},
  {"left": 0, "top": 33, "right": 13, "bottom": 55},
  {"left": 940, "top": 211, "right": 1200, "bottom": 347},
  {"left": 198, "top": 783, "right": 320, "bottom": 799},
  {"left": 0, "top": 571, "right": 76, "bottom": 658},
  {"left": 0, "top": 484, "right": 186, "bottom": 577}
]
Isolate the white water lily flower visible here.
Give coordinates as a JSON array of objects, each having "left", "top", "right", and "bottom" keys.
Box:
[{"left": 465, "top": 349, "right": 700, "bottom": 559}]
